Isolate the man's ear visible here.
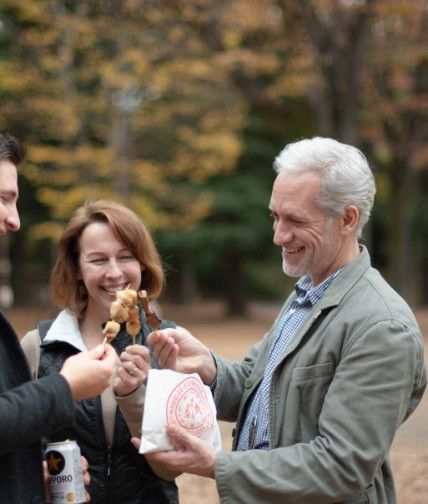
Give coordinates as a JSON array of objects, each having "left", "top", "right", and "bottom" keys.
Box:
[{"left": 341, "top": 204, "right": 359, "bottom": 234}]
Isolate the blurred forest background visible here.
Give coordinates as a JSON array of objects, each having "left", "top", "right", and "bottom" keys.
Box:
[{"left": 0, "top": 0, "right": 428, "bottom": 314}]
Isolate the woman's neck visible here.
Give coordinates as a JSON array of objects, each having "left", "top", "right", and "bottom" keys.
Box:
[{"left": 78, "top": 308, "right": 109, "bottom": 350}]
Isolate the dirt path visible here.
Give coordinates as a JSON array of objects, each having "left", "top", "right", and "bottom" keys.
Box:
[{"left": 5, "top": 302, "right": 428, "bottom": 504}]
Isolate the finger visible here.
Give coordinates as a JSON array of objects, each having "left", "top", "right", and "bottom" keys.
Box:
[
  {"left": 102, "top": 344, "right": 119, "bottom": 364},
  {"left": 119, "top": 347, "right": 151, "bottom": 370},
  {"left": 149, "top": 340, "right": 168, "bottom": 361},
  {"left": 131, "top": 437, "right": 141, "bottom": 450},
  {"left": 114, "top": 368, "right": 133, "bottom": 387},
  {"left": 119, "top": 352, "right": 150, "bottom": 370},
  {"left": 83, "top": 472, "right": 90, "bottom": 486},
  {"left": 126, "top": 362, "right": 139, "bottom": 376},
  {"left": 156, "top": 339, "right": 179, "bottom": 368},
  {"left": 147, "top": 330, "right": 161, "bottom": 346},
  {"left": 118, "top": 353, "right": 137, "bottom": 365},
  {"left": 147, "top": 329, "right": 175, "bottom": 351},
  {"left": 123, "top": 345, "right": 151, "bottom": 358},
  {"left": 167, "top": 424, "right": 193, "bottom": 447},
  {"left": 89, "top": 344, "right": 106, "bottom": 359},
  {"left": 162, "top": 344, "right": 179, "bottom": 369},
  {"left": 116, "top": 362, "right": 140, "bottom": 378},
  {"left": 80, "top": 456, "right": 90, "bottom": 486},
  {"left": 80, "top": 456, "right": 89, "bottom": 471}
]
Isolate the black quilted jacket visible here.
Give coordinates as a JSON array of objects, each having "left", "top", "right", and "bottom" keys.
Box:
[
  {"left": 0, "top": 312, "right": 74, "bottom": 504},
  {"left": 37, "top": 311, "right": 178, "bottom": 504}
]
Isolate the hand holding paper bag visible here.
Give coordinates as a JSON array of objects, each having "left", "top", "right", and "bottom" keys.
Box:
[{"left": 139, "top": 369, "right": 222, "bottom": 454}]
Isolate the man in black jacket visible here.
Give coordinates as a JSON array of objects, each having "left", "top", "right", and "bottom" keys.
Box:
[{"left": 0, "top": 132, "right": 118, "bottom": 503}]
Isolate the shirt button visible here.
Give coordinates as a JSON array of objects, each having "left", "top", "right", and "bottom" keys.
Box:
[{"left": 244, "top": 378, "right": 253, "bottom": 388}]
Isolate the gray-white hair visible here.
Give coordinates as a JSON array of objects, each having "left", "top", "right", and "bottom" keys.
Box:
[{"left": 273, "top": 136, "right": 376, "bottom": 239}]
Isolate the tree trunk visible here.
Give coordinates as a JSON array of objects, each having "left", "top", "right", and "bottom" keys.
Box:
[
  {"left": 388, "top": 161, "right": 415, "bottom": 304},
  {"left": 176, "top": 249, "right": 200, "bottom": 304},
  {"left": 225, "top": 249, "right": 248, "bottom": 317},
  {"left": 296, "top": 0, "right": 376, "bottom": 143}
]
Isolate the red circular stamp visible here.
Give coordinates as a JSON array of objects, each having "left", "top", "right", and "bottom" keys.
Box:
[{"left": 166, "top": 376, "right": 214, "bottom": 438}]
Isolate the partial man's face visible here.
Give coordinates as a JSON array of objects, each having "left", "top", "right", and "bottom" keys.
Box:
[{"left": 0, "top": 160, "right": 20, "bottom": 235}]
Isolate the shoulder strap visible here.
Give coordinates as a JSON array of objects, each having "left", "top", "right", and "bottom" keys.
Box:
[{"left": 37, "top": 319, "right": 54, "bottom": 343}]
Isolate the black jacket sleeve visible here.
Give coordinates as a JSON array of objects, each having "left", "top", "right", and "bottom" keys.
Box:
[{"left": 0, "top": 373, "right": 75, "bottom": 454}]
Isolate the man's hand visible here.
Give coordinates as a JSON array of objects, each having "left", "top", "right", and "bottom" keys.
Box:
[
  {"left": 132, "top": 424, "right": 216, "bottom": 479},
  {"left": 60, "top": 344, "right": 118, "bottom": 400},
  {"left": 113, "top": 344, "right": 151, "bottom": 397},
  {"left": 148, "top": 327, "right": 217, "bottom": 385}
]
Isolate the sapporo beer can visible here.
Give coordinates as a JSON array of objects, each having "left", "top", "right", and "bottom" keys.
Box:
[{"left": 46, "top": 440, "right": 86, "bottom": 504}]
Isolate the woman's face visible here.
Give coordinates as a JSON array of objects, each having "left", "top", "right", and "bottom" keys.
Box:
[{"left": 77, "top": 221, "right": 143, "bottom": 320}]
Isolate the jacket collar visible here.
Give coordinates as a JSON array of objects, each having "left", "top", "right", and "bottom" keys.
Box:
[
  {"left": 318, "top": 244, "right": 371, "bottom": 310},
  {"left": 44, "top": 309, "right": 88, "bottom": 352},
  {"left": 268, "top": 244, "right": 371, "bottom": 364}
]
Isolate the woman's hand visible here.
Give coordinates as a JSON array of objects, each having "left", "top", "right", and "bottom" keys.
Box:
[{"left": 113, "top": 344, "right": 151, "bottom": 397}]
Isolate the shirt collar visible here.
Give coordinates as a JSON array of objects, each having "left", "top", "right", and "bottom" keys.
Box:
[
  {"left": 294, "top": 267, "right": 345, "bottom": 307},
  {"left": 44, "top": 309, "right": 88, "bottom": 351}
]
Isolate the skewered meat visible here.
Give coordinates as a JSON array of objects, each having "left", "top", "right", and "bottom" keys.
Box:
[
  {"left": 104, "top": 288, "right": 140, "bottom": 345},
  {"left": 102, "top": 320, "right": 121, "bottom": 344},
  {"left": 138, "top": 290, "right": 161, "bottom": 330},
  {"left": 110, "top": 301, "right": 129, "bottom": 324},
  {"left": 116, "top": 289, "right": 138, "bottom": 307}
]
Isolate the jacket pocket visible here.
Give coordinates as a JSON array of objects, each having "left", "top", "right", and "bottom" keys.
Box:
[
  {"left": 341, "top": 484, "right": 376, "bottom": 503},
  {"left": 292, "top": 361, "right": 334, "bottom": 382},
  {"left": 284, "top": 362, "right": 335, "bottom": 442}
]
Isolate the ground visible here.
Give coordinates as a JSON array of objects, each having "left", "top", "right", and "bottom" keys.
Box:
[{"left": 5, "top": 302, "right": 428, "bottom": 504}]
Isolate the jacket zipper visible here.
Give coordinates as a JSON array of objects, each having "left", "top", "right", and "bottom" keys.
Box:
[
  {"left": 107, "top": 443, "right": 113, "bottom": 503},
  {"left": 107, "top": 444, "right": 112, "bottom": 478},
  {"left": 95, "top": 393, "right": 113, "bottom": 504}
]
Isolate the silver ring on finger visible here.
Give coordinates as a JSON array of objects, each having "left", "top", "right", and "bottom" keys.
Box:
[{"left": 128, "top": 365, "right": 138, "bottom": 376}]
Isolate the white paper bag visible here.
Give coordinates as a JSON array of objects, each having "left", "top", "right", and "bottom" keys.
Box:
[{"left": 140, "top": 368, "right": 222, "bottom": 454}]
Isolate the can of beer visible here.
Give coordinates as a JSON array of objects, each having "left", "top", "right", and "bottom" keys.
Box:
[{"left": 45, "top": 440, "right": 86, "bottom": 504}]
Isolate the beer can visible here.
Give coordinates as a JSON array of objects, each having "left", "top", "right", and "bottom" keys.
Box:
[{"left": 45, "top": 440, "right": 86, "bottom": 504}]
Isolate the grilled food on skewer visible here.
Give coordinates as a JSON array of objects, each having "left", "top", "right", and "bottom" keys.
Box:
[
  {"left": 102, "top": 320, "right": 121, "bottom": 344},
  {"left": 110, "top": 300, "right": 129, "bottom": 324},
  {"left": 126, "top": 320, "right": 141, "bottom": 345},
  {"left": 105, "top": 287, "right": 160, "bottom": 346},
  {"left": 138, "top": 289, "right": 161, "bottom": 330},
  {"left": 105, "top": 287, "right": 141, "bottom": 345},
  {"left": 116, "top": 288, "right": 138, "bottom": 307},
  {"left": 127, "top": 305, "right": 139, "bottom": 323}
]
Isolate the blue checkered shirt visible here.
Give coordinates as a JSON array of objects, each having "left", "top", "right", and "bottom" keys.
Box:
[{"left": 236, "top": 270, "right": 343, "bottom": 451}]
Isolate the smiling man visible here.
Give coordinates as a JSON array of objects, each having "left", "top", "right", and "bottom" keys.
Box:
[
  {"left": 139, "top": 136, "right": 427, "bottom": 504},
  {"left": 269, "top": 169, "right": 360, "bottom": 284}
]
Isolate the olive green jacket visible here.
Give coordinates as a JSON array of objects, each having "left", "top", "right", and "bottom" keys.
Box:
[{"left": 213, "top": 246, "right": 426, "bottom": 504}]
